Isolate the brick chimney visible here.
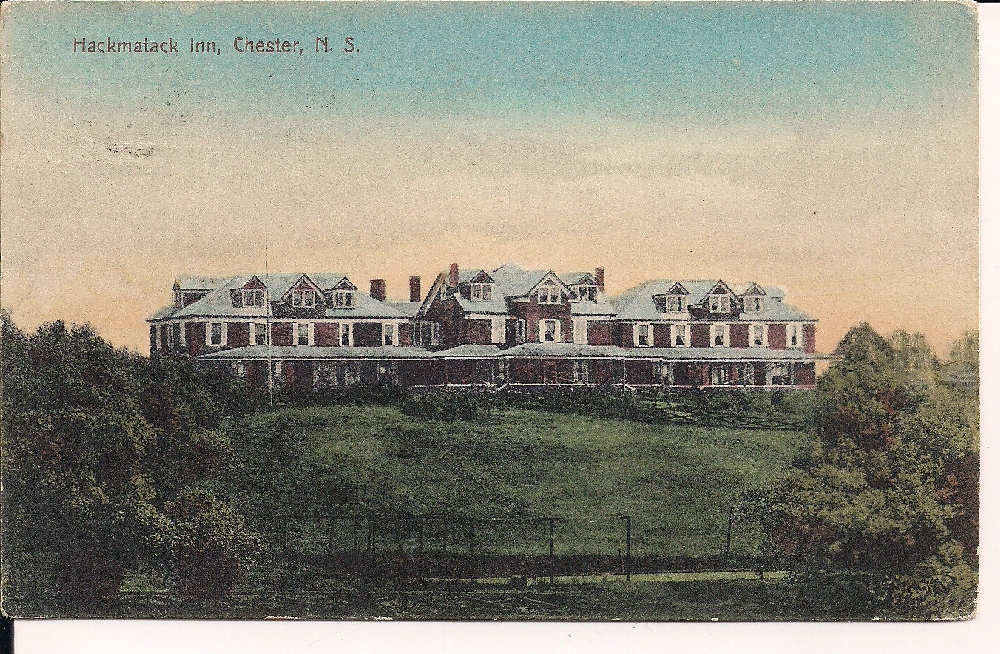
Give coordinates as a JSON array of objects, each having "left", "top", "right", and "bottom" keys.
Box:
[
  {"left": 409, "top": 276, "right": 422, "bottom": 303},
  {"left": 449, "top": 263, "right": 459, "bottom": 287},
  {"left": 595, "top": 267, "right": 605, "bottom": 293},
  {"left": 369, "top": 279, "right": 387, "bottom": 302}
]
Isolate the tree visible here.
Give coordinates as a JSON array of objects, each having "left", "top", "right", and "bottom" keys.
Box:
[
  {"left": 763, "top": 323, "right": 978, "bottom": 619},
  {"left": 1, "top": 317, "right": 170, "bottom": 610}
]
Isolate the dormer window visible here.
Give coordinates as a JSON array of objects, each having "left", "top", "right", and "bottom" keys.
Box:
[
  {"left": 709, "top": 295, "right": 731, "bottom": 313},
  {"left": 744, "top": 296, "right": 764, "bottom": 312},
  {"left": 573, "top": 285, "right": 598, "bottom": 302},
  {"left": 537, "top": 285, "right": 561, "bottom": 304},
  {"left": 666, "top": 295, "right": 685, "bottom": 312},
  {"left": 334, "top": 291, "right": 355, "bottom": 308},
  {"left": 243, "top": 289, "right": 266, "bottom": 307},
  {"left": 471, "top": 283, "right": 493, "bottom": 301},
  {"left": 292, "top": 289, "right": 317, "bottom": 308}
]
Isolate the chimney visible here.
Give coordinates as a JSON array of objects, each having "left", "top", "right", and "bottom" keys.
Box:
[
  {"left": 409, "top": 276, "right": 422, "bottom": 303},
  {"left": 369, "top": 279, "right": 387, "bottom": 302},
  {"left": 595, "top": 267, "right": 605, "bottom": 293},
  {"left": 449, "top": 263, "right": 459, "bottom": 287}
]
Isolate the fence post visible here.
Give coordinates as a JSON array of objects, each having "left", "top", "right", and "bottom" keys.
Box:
[
  {"left": 725, "top": 505, "right": 734, "bottom": 562},
  {"left": 548, "top": 518, "right": 555, "bottom": 584},
  {"left": 625, "top": 515, "right": 632, "bottom": 582}
]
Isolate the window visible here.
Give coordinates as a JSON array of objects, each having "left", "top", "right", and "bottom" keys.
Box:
[
  {"left": 471, "top": 283, "right": 493, "bottom": 301},
  {"left": 709, "top": 295, "right": 731, "bottom": 313},
  {"left": 297, "top": 323, "right": 310, "bottom": 346},
  {"left": 334, "top": 291, "right": 354, "bottom": 308},
  {"left": 292, "top": 289, "right": 316, "bottom": 308},
  {"left": 666, "top": 295, "right": 685, "bottom": 312},
  {"left": 341, "top": 323, "right": 351, "bottom": 346},
  {"left": 711, "top": 366, "right": 730, "bottom": 385},
  {"left": 243, "top": 289, "right": 266, "bottom": 307},
  {"left": 540, "top": 319, "right": 560, "bottom": 342},
  {"left": 711, "top": 323, "right": 728, "bottom": 347},
  {"left": 210, "top": 322, "right": 223, "bottom": 346},
  {"left": 787, "top": 323, "right": 803, "bottom": 348},
  {"left": 752, "top": 324, "right": 766, "bottom": 347},
  {"left": 515, "top": 319, "right": 526, "bottom": 344},
  {"left": 635, "top": 323, "right": 651, "bottom": 347},
  {"left": 744, "top": 296, "right": 763, "bottom": 312},
  {"left": 574, "top": 285, "right": 597, "bottom": 302},
  {"left": 671, "top": 323, "right": 689, "bottom": 347},
  {"left": 491, "top": 317, "right": 505, "bottom": 344},
  {"left": 573, "top": 360, "right": 589, "bottom": 383},
  {"left": 253, "top": 322, "right": 267, "bottom": 346},
  {"left": 383, "top": 323, "right": 395, "bottom": 346},
  {"left": 537, "top": 285, "right": 561, "bottom": 304}
]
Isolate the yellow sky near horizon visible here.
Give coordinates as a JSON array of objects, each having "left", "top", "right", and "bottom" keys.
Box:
[{"left": 0, "top": 101, "right": 978, "bottom": 358}]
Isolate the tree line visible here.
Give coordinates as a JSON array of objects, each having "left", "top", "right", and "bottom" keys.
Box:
[{"left": 0, "top": 312, "right": 979, "bottom": 618}]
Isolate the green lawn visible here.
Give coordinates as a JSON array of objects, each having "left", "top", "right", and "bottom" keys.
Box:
[{"left": 229, "top": 405, "right": 810, "bottom": 559}]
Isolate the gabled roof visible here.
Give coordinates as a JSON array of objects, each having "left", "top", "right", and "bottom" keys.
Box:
[
  {"left": 614, "top": 279, "right": 813, "bottom": 321},
  {"left": 560, "top": 272, "right": 598, "bottom": 286},
  {"left": 150, "top": 273, "right": 410, "bottom": 321}
]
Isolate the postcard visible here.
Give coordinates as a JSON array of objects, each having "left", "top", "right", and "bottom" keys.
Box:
[{"left": 0, "top": 0, "right": 980, "bottom": 624}]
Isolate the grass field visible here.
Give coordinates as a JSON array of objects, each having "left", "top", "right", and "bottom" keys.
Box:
[{"left": 229, "top": 405, "right": 811, "bottom": 560}]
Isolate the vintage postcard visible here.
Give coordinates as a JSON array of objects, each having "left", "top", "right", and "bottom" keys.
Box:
[{"left": 0, "top": 0, "right": 980, "bottom": 624}]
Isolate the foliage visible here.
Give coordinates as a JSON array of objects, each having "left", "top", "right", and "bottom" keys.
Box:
[
  {"left": 762, "top": 324, "right": 979, "bottom": 619},
  {"left": 0, "top": 313, "right": 255, "bottom": 614}
]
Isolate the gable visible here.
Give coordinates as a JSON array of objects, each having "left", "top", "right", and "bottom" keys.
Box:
[
  {"left": 742, "top": 281, "right": 767, "bottom": 296},
  {"left": 527, "top": 271, "right": 571, "bottom": 296},
  {"left": 279, "top": 274, "right": 325, "bottom": 303},
  {"left": 470, "top": 270, "right": 494, "bottom": 284},
  {"left": 708, "top": 280, "right": 736, "bottom": 298},
  {"left": 332, "top": 276, "right": 357, "bottom": 292},
  {"left": 243, "top": 276, "right": 267, "bottom": 290},
  {"left": 667, "top": 282, "right": 689, "bottom": 296}
]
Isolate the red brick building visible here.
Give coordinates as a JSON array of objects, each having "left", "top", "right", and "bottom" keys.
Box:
[{"left": 149, "top": 266, "right": 819, "bottom": 390}]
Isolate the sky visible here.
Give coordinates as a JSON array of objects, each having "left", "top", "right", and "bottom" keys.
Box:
[{"left": 0, "top": 1, "right": 980, "bottom": 356}]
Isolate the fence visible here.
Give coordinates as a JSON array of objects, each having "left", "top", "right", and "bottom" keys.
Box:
[{"left": 272, "top": 509, "right": 774, "bottom": 585}]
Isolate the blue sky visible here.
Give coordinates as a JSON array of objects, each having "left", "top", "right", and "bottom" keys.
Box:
[{"left": 3, "top": 1, "right": 978, "bottom": 126}]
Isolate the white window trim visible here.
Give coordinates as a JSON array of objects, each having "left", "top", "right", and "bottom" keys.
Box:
[
  {"left": 206, "top": 321, "right": 227, "bottom": 347},
  {"left": 633, "top": 322, "right": 652, "bottom": 347},
  {"left": 786, "top": 322, "right": 803, "bottom": 349},
  {"left": 744, "top": 295, "right": 765, "bottom": 313},
  {"left": 491, "top": 317, "right": 506, "bottom": 344},
  {"left": 243, "top": 288, "right": 266, "bottom": 307},
  {"left": 382, "top": 322, "right": 396, "bottom": 346},
  {"left": 471, "top": 283, "right": 493, "bottom": 302},
  {"left": 537, "top": 285, "right": 561, "bottom": 305},
  {"left": 340, "top": 322, "right": 354, "bottom": 347},
  {"left": 709, "top": 294, "right": 731, "bottom": 314},
  {"left": 573, "top": 317, "right": 589, "bottom": 345},
  {"left": 292, "top": 289, "right": 317, "bottom": 308},
  {"left": 665, "top": 295, "right": 686, "bottom": 313},
  {"left": 710, "top": 323, "right": 730, "bottom": 348},
  {"left": 334, "top": 290, "right": 355, "bottom": 308},
  {"left": 539, "top": 319, "right": 561, "bottom": 343},
  {"left": 670, "top": 323, "right": 690, "bottom": 348},
  {"left": 178, "top": 321, "right": 186, "bottom": 346}
]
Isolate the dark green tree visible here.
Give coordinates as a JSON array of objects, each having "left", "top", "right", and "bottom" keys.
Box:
[
  {"left": 1, "top": 316, "right": 170, "bottom": 611},
  {"left": 763, "top": 324, "right": 978, "bottom": 619}
]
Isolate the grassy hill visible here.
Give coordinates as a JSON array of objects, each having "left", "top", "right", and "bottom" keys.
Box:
[{"left": 227, "top": 405, "right": 810, "bottom": 561}]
